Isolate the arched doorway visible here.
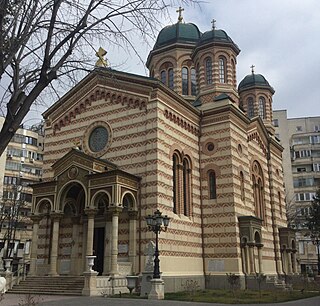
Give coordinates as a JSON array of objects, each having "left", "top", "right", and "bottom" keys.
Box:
[{"left": 92, "top": 192, "right": 110, "bottom": 275}]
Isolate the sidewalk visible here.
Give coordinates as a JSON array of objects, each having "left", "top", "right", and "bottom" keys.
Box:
[{"left": 2, "top": 294, "right": 320, "bottom": 306}]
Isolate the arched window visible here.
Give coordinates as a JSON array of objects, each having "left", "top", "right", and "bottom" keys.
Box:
[
  {"left": 172, "top": 154, "right": 179, "bottom": 214},
  {"left": 168, "top": 68, "right": 174, "bottom": 89},
  {"left": 247, "top": 97, "right": 254, "bottom": 118},
  {"left": 183, "top": 158, "right": 191, "bottom": 216},
  {"left": 182, "top": 67, "right": 189, "bottom": 95},
  {"left": 205, "top": 57, "right": 212, "bottom": 84},
  {"left": 278, "top": 191, "right": 283, "bottom": 216},
  {"left": 231, "top": 59, "right": 236, "bottom": 87},
  {"left": 258, "top": 96, "right": 266, "bottom": 119},
  {"left": 219, "top": 57, "right": 226, "bottom": 83},
  {"left": 191, "top": 68, "right": 197, "bottom": 96},
  {"left": 161, "top": 70, "right": 166, "bottom": 85},
  {"left": 172, "top": 151, "right": 192, "bottom": 216},
  {"left": 209, "top": 171, "right": 217, "bottom": 199},
  {"left": 252, "top": 161, "right": 265, "bottom": 220},
  {"left": 240, "top": 171, "right": 245, "bottom": 201}
]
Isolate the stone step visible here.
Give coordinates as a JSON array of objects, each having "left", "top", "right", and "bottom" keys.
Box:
[{"left": 7, "top": 276, "right": 84, "bottom": 296}]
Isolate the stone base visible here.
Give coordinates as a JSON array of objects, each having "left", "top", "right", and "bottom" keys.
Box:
[
  {"left": 82, "top": 271, "right": 99, "bottom": 296},
  {"left": 140, "top": 271, "right": 154, "bottom": 297},
  {"left": 148, "top": 278, "right": 164, "bottom": 300}
]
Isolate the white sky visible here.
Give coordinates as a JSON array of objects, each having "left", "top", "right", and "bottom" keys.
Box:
[{"left": 29, "top": 0, "right": 320, "bottom": 122}]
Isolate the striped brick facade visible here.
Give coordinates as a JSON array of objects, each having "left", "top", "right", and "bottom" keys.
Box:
[{"left": 30, "top": 19, "right": 294, "bottom": 291}]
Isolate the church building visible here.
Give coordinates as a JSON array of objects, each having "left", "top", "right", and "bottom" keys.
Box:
[{"left": 30, "top": 11, "right": 296, "bottom": 291}]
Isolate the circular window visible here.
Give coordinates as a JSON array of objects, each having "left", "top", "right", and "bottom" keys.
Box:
[
  {"left": 83, "top": 121, "right": 112, "bottom": 157},
  {"left": 89, "top": 126, "right": 108, "bottom": 152},
  {"left": 207, "top": 143, "right": 215, "bottom": 151}
]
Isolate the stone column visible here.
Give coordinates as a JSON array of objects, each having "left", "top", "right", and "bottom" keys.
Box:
[
  {"left": 110, "top": 207, "right": 122, "bottom": 275},
  {"left": 103, "top": 212, "right": 112, "bottom": 275},
  {"left": 281, "top": 249, "right": 287, "bottom": 274},
  {"left": 70, "top": 216, "right": 80, "bottom": 275},
  {"left": 287, "top": 249, "right": 293, "bottom": 274},
  {"left": 84, "top": 208, "right": 97, "bottom": 257},
  {"left": 241, "top": 244, "right": 247, "bottom": 274},
  {"left": 128, "top": 211, "right": 138, "bottom": 274},
  {"left": 257, "top": 244, "right": 264, "bottom": 274},
  {"left": 245, "top": 245, "right": 250, "bottom": 274},
  {"left": 29, "top": 215, "right": 42, "bottom": 276},
  {"left": 292, "top": 250, "right": 298, "bottom": 274},
  {"left": 49, "top": 213, "right": 63, "bottom": 276},
  {"left": 248, "top": 243, "right": 255, "bottom": 274}
]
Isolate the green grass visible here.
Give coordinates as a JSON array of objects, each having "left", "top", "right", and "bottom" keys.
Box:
[{"left": 164, "top": 289, "right": 320, "bottom": 304}]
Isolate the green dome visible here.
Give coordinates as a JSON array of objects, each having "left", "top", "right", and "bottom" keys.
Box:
[
  {"left": 197, "top": 29, "right": 240, "bottom": 53},
  {"left": 154, "top": 22, "right": 201, "bottom": 49},
  {"left": 238, "top": 73, "right": 274, "bottom": 93}
]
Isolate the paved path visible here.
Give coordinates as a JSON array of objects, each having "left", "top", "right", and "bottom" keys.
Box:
[{"left": 2, "top": 294, "right": 320, "bottom": 306}]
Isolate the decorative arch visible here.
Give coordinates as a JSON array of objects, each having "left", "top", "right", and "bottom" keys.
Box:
[
  {"left": 90, "top": 191, "right": 111, "bottom": 216},
  {"left": 35, "top": 198, "right": 53, "bottom": 215},
  {"left": 121, "top": 192, "right": 137, "bottom": 211},
  {"left": 57, "top": 180, "right": 87, "bottom": 212}
]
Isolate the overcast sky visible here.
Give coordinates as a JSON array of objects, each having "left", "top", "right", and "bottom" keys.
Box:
[{"left": 28, "top": 0, "right": 320, "bottom": 122}]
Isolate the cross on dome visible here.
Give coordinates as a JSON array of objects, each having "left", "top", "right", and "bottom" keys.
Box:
[
  {"left": 176, "top": 6, "right": 184, "bottom": 23},
  {"left": 211, "top": 19, "right": 216, "bottom": 30},
  {"left": 250, "top": 64, "right": 255, "bottom": 74}
]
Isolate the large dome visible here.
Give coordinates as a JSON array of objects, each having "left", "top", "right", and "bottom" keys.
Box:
[
  {"left": 153, "top": 22, "right": 201, "bottom": 49},
  {"left": 238, "top": 73, "right": 274, "bottom": 93},
  {"left": 196, "top": 29, "right": 240, "bottom": 53}
]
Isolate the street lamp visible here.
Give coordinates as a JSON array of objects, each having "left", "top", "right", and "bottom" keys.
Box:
[
  {"left": 310, "top": 233, "right": 320, "bottom": 275},
  {"left": 145, "top": 209, "right": 170, "bottom": 279}
]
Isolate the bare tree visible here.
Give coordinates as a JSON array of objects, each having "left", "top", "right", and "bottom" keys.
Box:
[
  {"left": 0, "top": 184, "right": 29, "bottom": 264},
  {"left": 0, "top": 0, "right": 197, "bottom": 156}
]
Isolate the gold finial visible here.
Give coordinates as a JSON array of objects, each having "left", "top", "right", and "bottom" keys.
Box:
[
  {"left": 95, "top": 47, "right": 108, "bottom": 67},
  {"left": 211, "top": 19, "right": 216, "bottom": 30},
  {"left": 176, "top": 6, "right": 184, "bottom": 23},
  {"left": 250, "top": 64, "right": 255, "bottom": 74}
]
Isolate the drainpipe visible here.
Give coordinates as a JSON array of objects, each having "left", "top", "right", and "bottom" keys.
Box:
[
  {"left": 138, "top": 180, "right": 142, "bottom": 274},
  {"left": 198, "top": 111, "right": 206, "bottom": 284}
]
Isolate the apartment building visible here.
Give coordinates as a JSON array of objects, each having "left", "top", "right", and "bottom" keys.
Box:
[
  {"left": 273, "top": 110, "right": 320, "bottom": 274},
  {"left": 0, "top": 118, "right": 44, "bottom": 266}
]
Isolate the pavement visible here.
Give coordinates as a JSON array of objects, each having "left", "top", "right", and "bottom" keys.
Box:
[{"left": 2, "top": 294, "right": 320, "bottom": 306}]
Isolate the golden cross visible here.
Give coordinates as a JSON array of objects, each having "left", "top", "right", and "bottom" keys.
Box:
[
  {"left": 176, "top": 6, "right": 184, "bottom": 23},
  {"left": 95, "top": 47, "right": 108, "bottom": 67},
  {"left": 250, "top": 64, "right": 255, "bottom": 74},
  {"left": 211, "top": 19, "right": 216, "bottom": 30}
]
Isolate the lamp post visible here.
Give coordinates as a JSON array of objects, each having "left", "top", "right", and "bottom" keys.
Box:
[
  {"left": 310, "top": 233, "right": 320, "bottom": 275},
  {"left": 145, "top": 209, "right": 170, "bottom": 279}
]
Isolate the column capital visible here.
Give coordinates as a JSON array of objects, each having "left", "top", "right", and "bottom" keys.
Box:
[
  {"left": 50, "top": 212, "right": 64, "bottom": 221},
  {"left": 108, "top": 206, "right": 122, "bottom": 216},
  {"left": 128, "top": 210, "right": 138, "bottom": 220},
  {"left": 30, "top": 214, "right": 42, "bottom": 223},
  {"left": 256, "top": 243, "right": 264, "bottom": 249},
  {"left": 84, "top": 208, "right": 98, "bottom": 217}
]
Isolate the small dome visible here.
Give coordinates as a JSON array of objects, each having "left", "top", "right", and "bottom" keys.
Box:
[
  {"left": 154, "top": 22, "right": 201, "bottom": 49},
  {"left": 238, "top": 73, "right": 274, "bottom": 93},
  {"left": 197, "top": 29, "right": 240, "bottom": 53}
]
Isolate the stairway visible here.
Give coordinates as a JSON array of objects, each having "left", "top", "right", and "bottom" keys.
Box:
[{"left": 8, "top": 276, "right": 84, "bottom": 296}]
